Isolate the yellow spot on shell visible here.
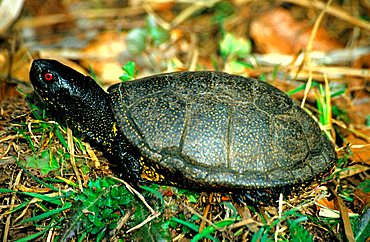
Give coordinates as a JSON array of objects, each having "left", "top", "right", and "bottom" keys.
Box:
[{"left": 112, "top": 122, "right": 118, "bottom": 135}]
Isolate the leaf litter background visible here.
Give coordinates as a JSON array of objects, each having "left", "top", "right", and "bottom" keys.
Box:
[{"left": 0, "top": 0, "right": 369, "bottom": 241}]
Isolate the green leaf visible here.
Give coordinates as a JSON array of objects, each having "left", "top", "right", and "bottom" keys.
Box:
[
  {"left": 91, "top": 224, "right": 103, "bottom": 234},
  {"left": 146, "top": 15, "right": 169, "bottom": 45},
  {"left": 61, "top": 177, "right": 134, "bottom": 240},
  {"left": 123, "top": 61, "right": 136, "bottom": 77},
  {"left": 119, "top": 193, "right": 131, "bottom": 205},
  {"left": 110, "top": 186, "right": 120, "bottom": 199},
  {"left": 88, "top": 213, "right": 96, "bottom": 223},
  {"left": 77, "top": 232, "right": 87, "bottom": 242},
  {"left": 109, "top": 221, "right": 118, "bottom": 230},
  {"left": 227, "top": 60, "right": 249, "bottom": 73},
  {"left": 219, "top": 32, "right": 251, "bottom": 59},
  {"left": 105, "top": 196, "right": 113, "bottom": 208},
  {"left": 212, "top": 1, "right": 235, "bottom": 24},
  {"left": 126, "top": 28, "right": 147, "bottom": 55},
  {"left": 141, "top": 185, "right": 164, "bottom": 211},
  {"left": 288, "top": 218, "right": 313, "bottom": 242},
  {"left": 120, "top": 61, "right": 137, "bottom": 82},
  {"left": 96, "top": 229, "right": 106, "bottom": 241},
  {"left": 355, "top": 208, "right": 370, "bottom": 242},
  {"left": 187, "top": 194, "right": 198, "bottom": 203},
  {"left": 101, "top": 208, "right": 113, "bottom": 219},
  {"left": 358, "top": 179, "right": 370, "bottom": 193},
  {"left": 192, "top": 219, "right": 234, "bottom": 242},
  {"left": 22, "top": 150, "right": 59, "bottom": 176}
]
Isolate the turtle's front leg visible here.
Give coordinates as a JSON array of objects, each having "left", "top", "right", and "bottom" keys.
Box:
[{"left": 110, "top": 136, "right": 146, "bottom": 187}]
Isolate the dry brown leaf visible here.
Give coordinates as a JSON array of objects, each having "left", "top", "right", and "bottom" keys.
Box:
[
  {"left": 317, "top": 197, "right": 335, "bottom": 210},
  {"left": 353, "top": 53, "right": 370, "bottom": 69},
  {"left": 0, "top": 43, "right": 32, "bottom": 100},
  {"left": 339, "top": 164, "right": 370, "bottom": 179},
  {"left": 345, "top": 132, "right": 370, "bottom": 164},
  {"left": 335, "top": 191, "right": 355, "bottom": 241},
  {"left": 354, "top": 189, "right": 370, "bottom": 211},
  {"left": 81, "top": 31, "right": 127, "bottom": 87},
  {"left": 15, "top": 184, "right": 52, "bottom": 193},
  {"left": 349, "top": 92, "right": 370, "bottom": 126},
  {"left": 250, "top": 8, "right": 343, "bottom": 54},
  {"left": 22, "top": 0, "right": 74, "bottom": 39}
]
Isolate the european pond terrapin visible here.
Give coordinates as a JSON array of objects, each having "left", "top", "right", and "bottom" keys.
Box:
[{"left": 29, "top": 59, "right": 336, "bottom": 203}]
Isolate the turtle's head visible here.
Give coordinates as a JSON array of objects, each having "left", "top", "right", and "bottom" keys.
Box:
[
  {"left": 30, "top": 59, "right": 95, "bottom": 110},
  {"left": 30, "top": 59, "right": 116, "bottom": 147}
]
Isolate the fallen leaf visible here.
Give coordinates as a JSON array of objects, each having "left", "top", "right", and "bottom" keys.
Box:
[
  {"left": 353, "top": 53, "right": 370, "bottom": 69},
  {"left": 317, "top": 197, "right": 335, "bottom": 210},
  {"left": 345, "top": 133, "right": 370, "bottom": 164},
  {"left": 354, "top": 189, "right": 370, "bottom": 211},
  {"left": 81, "top": 31, "right": 127, "bottom": 88},
  {"left": 339, "top": 164, "right": 370, "bottom": 179},
  {"left": 250, "top": 8, "right": 343, "bottom": 54}
]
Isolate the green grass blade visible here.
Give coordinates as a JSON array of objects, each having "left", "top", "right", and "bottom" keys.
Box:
[
  {"left": 287, "top": 84, "right": 306, "bottom": 96},
  {"left": 0, "top": 188, "right": 16, "bottom": 193},
  {"left": 10, "top": 201, "right": 31, "bottom": 213},
  {"left": 288, "top": 218, "right": 313, "bottom": 242},
  {"left": 192, "top": 219, "right": 235, "bottom": 242},
  {"left": 140, "top": 185, "right": 164, "bottom": 211},
  {"left": 355, "top": 208, "right": 370, "bottom": 242},
  {"left": 54, "top": 125, "right": 68, "bottom": 149},
  {"left": 17, "top": 129, "right": 36, "bottom": 153},
  {"left": 16, "top": 159, "right": 60, "bottom": 192},
  {"left": 251, "top": 227, "right": 265, "bottom": 242},
  {"left": 170, "top": 216, "right": 199, "bottom": 232},
  {"left": 20, "top": 192, "right": 64, "bottom": 206},
  {"left": 14, "top": 230, "right": 47, "bottom": 242},
  {"left": 21, "top": 202, "right": 72, "bottom": 224}
]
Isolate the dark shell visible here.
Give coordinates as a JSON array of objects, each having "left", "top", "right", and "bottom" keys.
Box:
[{"left": 108, "top": 71, "right": 336, "bottom": 190}]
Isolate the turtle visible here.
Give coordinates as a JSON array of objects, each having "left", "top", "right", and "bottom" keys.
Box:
[{"left": 29, "top": 59, "right": 336, "bottom": 203}]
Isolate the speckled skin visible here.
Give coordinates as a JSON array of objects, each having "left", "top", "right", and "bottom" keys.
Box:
[{"left": 30, "top": 59, "right": 336, "bottom": 202}]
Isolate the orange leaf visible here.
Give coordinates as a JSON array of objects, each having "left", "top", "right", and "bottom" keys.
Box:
[{"left": 250, "top": 8, "right": 343, "bottom": 54}]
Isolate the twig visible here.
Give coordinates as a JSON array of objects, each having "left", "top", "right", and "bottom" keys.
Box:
[
  {"left": 110, "top": 207, "right": 135, "bottom": 241},
  {"left": 301, "top": 0, "right": 333, "bottom": 108},
  {"left": 183, "top": 203, "right": 217, "bottom": 229},
  {"left": 283, "top": 0, "right": 370, "bottom": 31},
  {"left": 67, "top": 127, "right": 83, "bottom": 191},
  {"left": 3, "top": 169, "right": 23, "bottom": 242},
  {"left": 126, "top": 212, "right": 161, "bottom": 233},
  {"left": 109, "top": 175, "right": 156, "bottom": 214}
]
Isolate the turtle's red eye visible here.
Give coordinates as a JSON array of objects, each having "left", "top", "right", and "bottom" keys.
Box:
[{"left": 44, "top": 72, "right": 53, "bottom": 81}]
